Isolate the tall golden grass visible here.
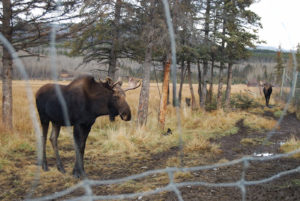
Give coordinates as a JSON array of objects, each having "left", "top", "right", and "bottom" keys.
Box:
[
  {"left": 0, "top": 80, "right": 293, "bottom": 200},
  {"left": 0, "top": 81, "right": 279, "bottom": 159}
]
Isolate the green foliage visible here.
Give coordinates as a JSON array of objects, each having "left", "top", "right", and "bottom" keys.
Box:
[
  {"left": 274, "top": 110, "right": 283, "bottom": 118},
  {"left": 230, "top": 93, "right": 259, "bottom": 109},
  {"left": 241, "top": 137, "right": 264, "bottom": 146},
  {"left": 13, "top": 143, "right": 34, "bottom": 154},
  {"left": 275, "top": 46, "right": 285, "bottom": 84},
  {"left": 221, "top": 126, "right": 239, "bottom": 136}
]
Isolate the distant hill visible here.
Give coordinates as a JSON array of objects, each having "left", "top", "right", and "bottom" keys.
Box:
[{"left": 247, "top": 47, "right": 290, "bottom": 63}]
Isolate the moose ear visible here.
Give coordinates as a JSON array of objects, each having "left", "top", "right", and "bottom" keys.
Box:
[
  {"left": 102, "top": 77, "right": 114, "bottom": 89},
  {"left": 105, "top": 77, "right": 113, "bottom": 85}
]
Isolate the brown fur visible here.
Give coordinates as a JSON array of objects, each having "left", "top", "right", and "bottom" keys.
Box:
[
  {"left": 263, "top": 83, "right": 272, "bottom": 107},
  {"left": 36, "top": 75, "right": 133, "bottom": 178}
]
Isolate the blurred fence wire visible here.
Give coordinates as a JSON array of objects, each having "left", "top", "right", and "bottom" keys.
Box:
[
  {"left": 0, "top": 0, "right": 299, "bottom": 201},
  {"left": 25, "top": 150, "right": 300, "bottom": 201}
]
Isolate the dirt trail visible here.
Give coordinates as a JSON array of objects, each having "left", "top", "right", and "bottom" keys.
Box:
[
  {"left": 121, "top": 113, "right": 300, "bottom": 201},
  {"left": 80, "top": 113, "right": 300, "bottom": 201},
  {"left": 161, "top": 113, "right": 300, "bottom": 201}
]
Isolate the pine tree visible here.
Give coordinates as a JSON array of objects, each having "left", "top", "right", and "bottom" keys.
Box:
[
  {"left": 1, "top": 0, "right": 80, "bottom": 129},
  {"left": 275, "top": 46, "right": 285, "bottom": 84},
  {"left": 68, "top": 0, "right": 124, "bottom": 80}
]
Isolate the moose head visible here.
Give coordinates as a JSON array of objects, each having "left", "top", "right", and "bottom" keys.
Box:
[{"left": 103, "top": 77, "right": 141, "bottom": 122}]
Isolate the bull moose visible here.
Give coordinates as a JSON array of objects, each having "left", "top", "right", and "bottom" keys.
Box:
[
  {"left": 36, "top": 75, "right": 141, "bottom": 178},
  {"left": 262, "top": 82, "right": 272, "bottom": 107}
]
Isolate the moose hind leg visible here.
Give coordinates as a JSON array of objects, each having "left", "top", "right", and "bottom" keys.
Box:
[
  {"left": 42, "top": 122, "right": 49, "bottom": 171},
  {"left": 50, "top": 123, "right": 65, "bottom": 173}
]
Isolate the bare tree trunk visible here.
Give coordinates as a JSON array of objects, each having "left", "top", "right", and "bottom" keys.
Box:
[
  {"left": 208, "top": 59, "right": 214, "bottom": 103},
  {"left": 162, "top": 60, "right": 170, "bottom": 105},
  {"left": 159, "top": 60, "right": 171, "bottom": 129},
  {"left": 200, "top": 0, "right": 211, "bottom": 110},
  {"left": 225, "top": 62, "right": 233, "bottom": 108},
  {"left": 108, "top": 0, "right": 122, "bottom": 80},
  {"left": 167, "top": 82, "right": 170, "bottom": 105},
  {"left": 187, "top": 61, "right": 197, "bottom": 110},
  {"left": 137, "top": 44, "right": 152, "bottom": 126},
  {"left": 216, "top": 63, "right": 224, "bottom": 109},
  {"left": 178, "top": 58, "right": 185, "bottom": 106},
  {"left": 2, "top": 0, "right": 13, "bottom": 129},
  {"left": 200, "top": 60, "right": 208, "bottom": 109},
  {"left": 197, "top": 60, "right": 202, "bottom": 106},
  {"left": 280, "top": 68, "right": 286, "bottom": 97}
]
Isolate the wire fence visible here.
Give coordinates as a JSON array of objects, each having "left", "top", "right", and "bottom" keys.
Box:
[
  {"left": 0, "top": 0, "right": 299, "bottom": 201},
  {"left": 25, "top": 149, "right": 300, "bottom": 201}
]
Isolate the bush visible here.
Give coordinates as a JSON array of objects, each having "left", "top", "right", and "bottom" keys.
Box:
[{"left": 231, "top": 93, "right": 259, "bottom": 109}]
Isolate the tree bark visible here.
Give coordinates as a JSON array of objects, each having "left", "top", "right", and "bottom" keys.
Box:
[
  {"left": 2, "top": 0, "right": 13, "bottom": 129},
  {"left": 159, "top": 60, "right": 171, "bottom": 129},
  {"left": 197, "top": 60, "right": 202, "bottom": 107},
  {"left": 200, "top": 0, "right": 211, "bottom": 110},
  {"left": 187, "top": 61, "right": 197, "bottom": 110},
  {"left": 137, "top": 44, "right": 152, "bottom": 126},
  {"left": 167, "top": 82, "right": 170, "bottom": 105},
  {"left": 178, "top": 58, "right": 185, "bottom": 106},
  {"left": 216, "top": 63, "right": 224, "bottom": 109},
  {"left": 200, "top": 60, "right": 208, "bottom": 109},
  {"left": 208, "top": 59, "right": 214, "bottom": 103},
  {"left": 108, "top": 0, "right": 122, "bottom": 80},
  {"left": 225, "top": 62, "right": 233, "bottom": 108}
]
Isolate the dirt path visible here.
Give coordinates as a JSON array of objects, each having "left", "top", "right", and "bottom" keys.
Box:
[
  {"left": 110, "top": 113, "right": 300, "bottom": 201},
  {"left": 160, "top": 113, "right": 300, "bottom": 201}
]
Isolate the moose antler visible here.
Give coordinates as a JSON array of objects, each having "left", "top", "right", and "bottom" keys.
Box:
[
  {"left": 124, "top": 77, "right": 142, "bottom": 92},
  {"left": 112, "top": 77, "right": 123, "bottom": 88}
]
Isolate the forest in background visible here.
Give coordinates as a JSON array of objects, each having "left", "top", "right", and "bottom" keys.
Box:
[
  {"left": 1, "top": 0, "right": 300, "bottom": 129},
  {"left": 0, "top": 47, "right": 292, "bottom": 85}
]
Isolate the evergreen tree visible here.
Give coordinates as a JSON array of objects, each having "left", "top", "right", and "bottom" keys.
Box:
[
  {"left": 223, "top": 0, "right": 262, "bottom": 108},
  {"left": 275, "top": 46, "right": 285, "bottom": 84},
  {"left": 68, "top": 0, "right": 128, "bottom": 80},
  {"left": 0, "top": 0, "right": 80, "bottom": 129}
]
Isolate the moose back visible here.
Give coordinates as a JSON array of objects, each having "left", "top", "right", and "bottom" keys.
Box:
[{"left": 35, "top": 75, "right": 140, "bottom": 178}]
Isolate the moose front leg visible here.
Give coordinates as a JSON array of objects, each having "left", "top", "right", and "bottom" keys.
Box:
[
  {"left": 265, "top": 95, "right": 271, "bottom": 107},
  {"left": 72, "top": 124, "right": 91, "bottom": 178}
]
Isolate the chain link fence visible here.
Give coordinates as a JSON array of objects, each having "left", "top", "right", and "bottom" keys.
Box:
[{"left": 0, "top": 0, "right": 299, "bottom": 201}]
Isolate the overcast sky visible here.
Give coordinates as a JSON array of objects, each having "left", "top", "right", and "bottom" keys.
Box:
[{"left": 250, "top": 0, "right": 300, "bottom": 51}]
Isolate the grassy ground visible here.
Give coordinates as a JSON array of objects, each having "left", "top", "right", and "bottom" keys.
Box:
[{"left": 0, "top": 80, "right": 298, "bottom": 200}]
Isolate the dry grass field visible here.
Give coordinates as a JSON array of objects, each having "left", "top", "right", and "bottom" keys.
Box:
[{"left": 0, "top": 80, "right": 299, "bottom": 200}]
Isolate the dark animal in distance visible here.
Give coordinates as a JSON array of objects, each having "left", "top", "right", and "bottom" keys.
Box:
[
  {"left": 262, "top": 82, "right": 272, "bottom": 107},
  {"left": 185, "top": 98, "right": 191, "bottom": 107},
  {"left": 162, "top": 128, "right": 172, "bottom": 136},
  {"left": 35, "top": 76, "right": 141, "bottom": 178}
]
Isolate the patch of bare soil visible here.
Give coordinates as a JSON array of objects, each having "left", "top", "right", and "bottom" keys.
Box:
[
  {"left": 157, "top": 113, "right": 300, "bottom": 201},
  {"left": 93, "top": 113, "right": 300, "bottom": 201}
]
